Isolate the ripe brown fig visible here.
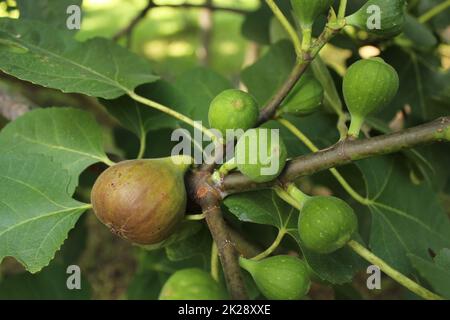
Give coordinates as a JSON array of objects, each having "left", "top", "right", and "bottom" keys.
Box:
[{"left": 91, "top": 156, "right": 193, "bottom": 245}]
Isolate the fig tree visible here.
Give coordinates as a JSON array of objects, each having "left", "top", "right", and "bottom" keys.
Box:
[
  {"left": 235, "top": 128, "right": 288, "bottom": 183},
  {"left": 346, "top": 0, "right": 407, "bottom": 38},
  {"left": 343, "top": 58, "right": 399, "bottom": 137},
  {"left": 298, "top": 196, "right": 358, "bottom": 254},
  {"left": 91, "top": 156, "right": 192, "bottom": 245},
  {"left": 279, "top": 74, "right": 324, "bottom": 117},
  {"left": 208, "top": 89, "right": 259, "bottom": 137},
  {"left": 159, "top": 268, "right": 228, "bottom": 300},
  {"left": 239, "top": 255, "right": 311, "bottom": 300}
]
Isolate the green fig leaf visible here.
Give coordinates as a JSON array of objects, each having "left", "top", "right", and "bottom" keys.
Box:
[
  {"left": 409, "top": 249, "right": 450, "bottom": 299},
  {"left": 357, "top": 156, "right": 450, "bottom": 274},
  {"left": 0, "top": 18, "right": 158, "bottom": 99},
  {"left": 0, "top": 153, "right": 90, "bottom": 273},
  {"left": 0, "top": 108, "right": 112, "bottom": 191}
]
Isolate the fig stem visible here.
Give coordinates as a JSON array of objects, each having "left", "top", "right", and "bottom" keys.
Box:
[
  {"left": 418, "top": 0, "right": 450, "bottom": 23},
  {"left": 265, "top": 0, "right": 302, "bottom": 56},
  {"left": 128, "top": 91, "right": 222, "bottom": 143},
  {"left": 274, "top": 186, "right": 302, "bottom": 210},
  {"left": 137, "top": 129, "right": 146, "bottom": 159},
  {"left": 301, "top": 28, "right": 312, "bottom": 52},
  {"left": 286, "top": 183, "right": 311, "bottom": 209},
  {"left": 278, "top": 117, "right": 370, "bottom": 205},
  {"left": 347, "top": 240, "right": 444, "bottom": 300},
  {"left": 185, "top": 213, "right": 206, "bottom": 221},
  {"left": 347, "top": 115, "right": 364, "bottom": 138},
  {"left": 338, "top": 0, "right": 348, "bottom": 19},
  {"left": 251, "top": 228, "right": 286, "bottom": 261}
]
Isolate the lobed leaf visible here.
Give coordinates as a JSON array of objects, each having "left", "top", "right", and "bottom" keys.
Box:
[
  {"left": 0, "top": 153, "right": 89, "bottom": 273},
  {"left": 0, "top": 18, "right": 158, "bottom": 99}
]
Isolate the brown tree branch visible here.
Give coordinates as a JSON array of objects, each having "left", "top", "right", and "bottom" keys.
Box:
[
  {"left": 113, "top": 1, "right": 154, "bottom": 41},
  {"left": 187, "top": 170, "right": 248, "bottom": 300},
  {"left": 154, "top": 3, "right": 249, "bottom": 15},
  {"left": 112, "top": 0, "right": 248, "bottom": 41},
  {"left": 220, "top": 117, "right": 450, "bottom": 195}
]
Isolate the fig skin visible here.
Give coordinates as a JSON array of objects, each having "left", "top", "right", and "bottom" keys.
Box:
[
  {"left": 235, "top": 128, "right": 288, "bottom": 183},
  {"left": 279, "top": 74, "right": 324, "bottom": 117},
  {"left": 91, "top": 156, "right": 192, "bottom": 245},
  {"left": 239, "top": 255, "right": 311, "bottom": 300},
  {"left": 208, "top": 89, "right": 259, "bottom": 137},
  {"left": 298, "top": 196, "right": 358, "bottom": 254},
  {"left": 159, "top": 268, "right": 228, "bottom": 300},
  {"left": 346, "top": 0, "right": 406, "bottom": 38}
]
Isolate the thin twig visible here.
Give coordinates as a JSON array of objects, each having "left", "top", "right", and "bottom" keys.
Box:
[{"left": 113, "top": 0, "right": 154, "bottom": 41}]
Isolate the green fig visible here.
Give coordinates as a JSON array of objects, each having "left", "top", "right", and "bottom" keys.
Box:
[
  {"left": 208, "top": 89, "right": 259, "bottom": 137},
  {"left": 346, "top": 0, "right": 407, "bottom": 38},
  {"left": 291, "top": 0, "right": 334, "bottom": 29},
  {"left": 239, "top": 256, "right": 311, "bottom": 300},
  {"left": 235, "top": 128, "right": 288, "bottom": 183},
  {"left": 343, "top": 58, "right": 399, "bottom": 137},
  {"left": 91, "top": 156, "right": 192, "bottom": 245},
  {"left": 159, "top": 268, "right": 228, "bottom": 300},
  {"left": 279, "top": 74, "right": 324, "bottom": 116},
  {"left": 298, "top": 196, "right": 358, "bottom": 254}
]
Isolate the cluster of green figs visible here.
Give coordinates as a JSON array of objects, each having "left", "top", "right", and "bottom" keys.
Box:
[{"left": 91, "top": 0, "right": 405, "bottom": 300}]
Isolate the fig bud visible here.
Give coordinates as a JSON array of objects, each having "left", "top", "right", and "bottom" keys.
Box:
[
  {"left": 346, "top": 0, "right": 407, "bottom": 38},
  {"left": 279, "top": 74, "right": 324, "bottom": 117},
  {"left": 91, "top": 156, "right": 192, "bottom": 245},
  {"left": 159, "top": 268, "right": 228, "bottom": 300},
  {"left": 239, "top": 255, "right": 311, "bottom": 300},
  {"left": 235, "top": 128, "right": 288, "bottom": 183},
  {"left": 343, "top": 58, "right": 399, "bottom": 137},
  {"left": 298, "top": 196, "right": 358, "bottom": 254},
  {"left": 208, "top": 89, "right": 259, "bottom": 137}
]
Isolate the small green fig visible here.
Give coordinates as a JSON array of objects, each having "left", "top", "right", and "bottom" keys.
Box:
[
  {"left": 208, "top": 89, "right": 259, "bottom": 137},
  {"left": 291, "top": 0, "right": 334, "bottom": 29},
  {"left": 235, "top": 128, "right": 288, "bottom": 183},
  {"left": 346, "top": 0, "right": 407, "bottom": 38},
  {"left": 343, "top": 58, "right": 399, "bottom": 137},
  {"left": 239, "top": 255, "right": 311, "bottom": 300},
  {"left": 91, "top": 156, "right": 192, "bottom": 245},
  {"left": 159, "top": 268, "right": 228, "bottom": 300},
  {"left": 279, "top": 74, "right": 324, "bottom": 117},
  {"left": 298, "top": 196, "right": 358, "bottom": 254}
]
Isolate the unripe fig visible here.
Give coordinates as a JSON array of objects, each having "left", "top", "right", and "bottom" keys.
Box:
[
  {"left": 291, "top": 0, "right": 334, "bottom": 29},
  {"left": 235, "top": 128, "right": 288, "bottom": 183},
  {"left": 208, "top": 89, "right": 259, "bottom": 137},
  {"left": 239, "top": 255, "right": 311, "bottom": 300},
  {"left": 279, "top": 74, "right": 324, "bottom": 116},
  {"left": 346, "top": 0, "right": 407, "bottom": 38},
  {"left": 298, "top": 196, "right": 358, "bottom": 254},
  {"left": 159, "top": 268, "right": 228, "bottom": 300},
  {"left": 91, "top": 156, "right": 192, "bottom": 245},
  {"left": 343, "top": 58, "right": 399, "bottom": 137}
]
